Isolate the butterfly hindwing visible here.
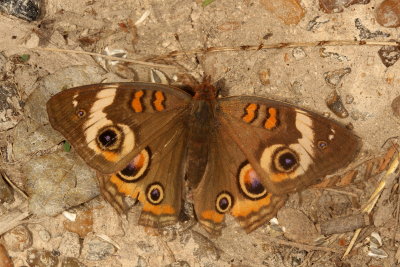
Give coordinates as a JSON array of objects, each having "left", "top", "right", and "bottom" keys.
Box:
[
  {"left": 192, "top": 129, "right": 288, "bottom": 235},
  {"left": 97, "top": 119, "right": 188, "bottom": 228}
]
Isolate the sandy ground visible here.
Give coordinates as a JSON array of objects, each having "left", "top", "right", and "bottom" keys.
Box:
[{"left": 0, "top": 0, "right": 400, "bottom": 266}]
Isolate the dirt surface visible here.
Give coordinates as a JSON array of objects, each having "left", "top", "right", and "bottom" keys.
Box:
[{"left": 0, "top": 0, "right": 400, "bottom": 266}]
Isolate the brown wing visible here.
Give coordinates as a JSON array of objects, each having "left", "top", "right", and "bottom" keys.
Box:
[
  {"left": 217, "top": 95, "right": 361, "bottom": 195},
  {"left": 47, "top": 82, "right": 191, "bottom": 174},
  {"left": 192, "top": 95, "right": 360, "bottom": 235},
  {"left": 97, "top": 117, "right": 188, "bottom": 228},
  {"left": 192, "top": 126, "right": 287, "bottom": 235}
]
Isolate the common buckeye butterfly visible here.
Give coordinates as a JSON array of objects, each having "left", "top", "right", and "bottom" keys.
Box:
[{"left": 46, "top": 79, "right": 360, "bottom": 235}]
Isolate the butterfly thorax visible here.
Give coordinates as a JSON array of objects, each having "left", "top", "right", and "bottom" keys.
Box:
[
  {"left": 192, "top": 78, "right": 217, "bottom": 101},
  {"left": 186, "top": 82, "right": 218, "bottom": 187}
]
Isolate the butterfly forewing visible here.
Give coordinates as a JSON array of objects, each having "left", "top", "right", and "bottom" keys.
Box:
[{"left": 46, "top": 82, "right": 192, "bottom": 174}]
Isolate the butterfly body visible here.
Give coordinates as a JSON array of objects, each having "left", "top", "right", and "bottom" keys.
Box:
[
  {"left": 186, "top": 81, "right": 219, "bottom": 187},
  {"left": 47, "top": 81, "right": 360, "bottom": 235}
]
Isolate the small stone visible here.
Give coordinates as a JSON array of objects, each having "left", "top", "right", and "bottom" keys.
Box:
[
  {"left": 3, "top": 225, "right": 33, "bottom": 252},
  {"left": 345, "top": 95, "right": 354, "bottom": 104},
  {"left": 0, "top": 174, "right": 14, "bottom": 204},
  {"left": 323, "top": 67, "right": 351, "bottom": 88},
  {"left": 289, "top": 81, "right": 302, "bottom": 95},
  {"left": 25, "top": 33, "right": 40, "bottom": 49},
  {"left": 26, "top": 249, "right": 59, "bottom": 267},
  {"left": 259, "top": 0, "right": 305, "bottom": 25},
  {"left": 391, "top": 95, "right": 400, "bottom": 118},
  {"left": 0, "top": 0, "right": 41, "bottom": 21},
  {"left": 291, "top": 250, "right": 307, "bottom": 266},
  {"left": 292, "top": 47, "right": 306, "bottom": 60},
  {"left": 58, "top": 232, "right": 81, "bottom": 258},
  {"left": 350, "top": 111, "right": 360, "bottom": 120},
  {"left": 38, "top": 230, "right": 51, "bottom": 242},
  {"left": 319, "top": 48, "right": 348, "bottom": 62},
  {"left": 0, "top": 83, "right": 24, "bottom": 131},
  {"left": 258, "top": 69, "right": 271, "bottom": 85},
  {"left": 277, "top": 207, "right": 320, "bottom": 244},
  {"left": 61, "top": 257, "right": 86, "bottom": 267},
  {"left": 376, "top": 0, "right": 400, "bottom": 28},
  {"left": 136, "top": 256, "right": 147, "bottom": 267},
  {"left": 82, "top": 235, "right": 115, "bottom": 261},
  {"left": 326, "top": 90, "right": 349, "bottom": 118},
  {"left": 63, "top": 209, "right": 93, "bottom": 238},
  {"left": 378, "top": 44, "right": 400, "bottom": 67},
  {"left": 0, "top": 244, "right": 13, "bottom": 267},
  {"left": 191, "top": 231, "right": 220, "bottom": 261},
  {"left": 165, "top": 261, "right": 191, "bottom": 267},
  {"left": 319, "top": 0, "right": 370, "bottom": 13}
]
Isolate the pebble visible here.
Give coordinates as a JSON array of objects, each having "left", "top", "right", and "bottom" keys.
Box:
[
  {"left": 258, "top": 69, "right": 271, "bottom": 85},
  {"left": 3, "top": 225, "right": 33, "bottom": 252},
  {"left": 292, "top": 47, "right": 306, "bottom": 60},
  {"left": 323, "top": 68, "right": 351, "bottom": 88},
  {"left": 26, "top": 249, "right": 59, "bottom": 267},
  {"left": 63, "top": 209, "right": 93, "bottom": 238},
  {"left": 61, "top": 257, "right": 86, "bottom": 267},
  {"left": 0, "top": 174, "right": 14, "bottom": 203},
  {"left": 378, "top": 44, "right": 400, "bottom": 67},
  {"left": 326, "top": 90, "right": 349, "bottom": 118},
  {"left": 165, "top": 261, "right": 191, "bottom": 267},
  {"left": 82, "top": 235, "right": 115, "bottom": 261},
  {"left": 345, "top": 94, "right": 354, "bottom": 104},
  {"left": 0, "top": 244, "right": 13, "bottom": 267},
  {"left": 391, "top": 95, "right": 400, "bottom": 118},
  {"left": 136, "top": 256, "right": 147, "bottom": 267},
  {"left": 277, "top": 207, "right": 320, "bottom": 244},
  {"left": 38, "top": 229, "right": 51, "bottom": 242},
  {"left": 291, "top": 250, "right": 307, "bottom": 266},
  {"left": 0, "top": 0, "right": 41, "bottom": 21},
  {"left": 0, "top": 83, "right": 24, "bottom": 132},
  {"left": 319, "top": 0, "right": 370, "bottom": 13},
  {"left": 58, "top": 232, "right": 81, "bottom": 258},
  {"left": 259, "top": 0, "right": 305, "bottom": 25},
  {"left": 376, "top": 0, "right": 400, "bottom": 28}
]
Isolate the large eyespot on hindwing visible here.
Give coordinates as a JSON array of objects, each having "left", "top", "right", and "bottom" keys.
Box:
[
  {"left": 238, "top": 163, "right": 268, "bottom": 200},
  {"left": 215, "top": 192, "right": 233, "bottom": 214},
  {"left": 272, "top": 147, "right": 299, "bottom": 173},
  {"left": 146, "top": 183, "right": 164, "bottom": 205},
  {"left": 97, "top": 125, "right": 124, "bottom": 151},
  {"left": 116, "top": 148, "right": 151, "bottom": 183}
]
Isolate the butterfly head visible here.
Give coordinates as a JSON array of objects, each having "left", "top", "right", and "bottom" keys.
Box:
[{"left": 193, "top": 76, "right": 217, "bottom": 101}]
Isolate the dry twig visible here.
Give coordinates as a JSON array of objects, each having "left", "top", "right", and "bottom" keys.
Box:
[
  {"left": 265, "top": 236, "right": 342, "bottom": 253},
  {"left": 342, "top": 149, "right": 400, "bottom": 258}
]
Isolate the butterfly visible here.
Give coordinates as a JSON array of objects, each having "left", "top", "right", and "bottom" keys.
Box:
[{"left": 46, "top": 79, "right": 360, "bottom": 235}]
